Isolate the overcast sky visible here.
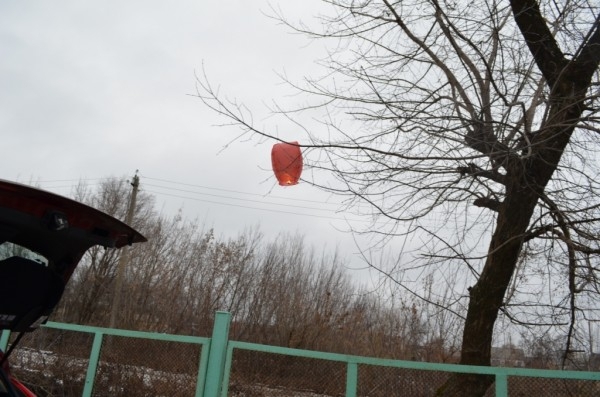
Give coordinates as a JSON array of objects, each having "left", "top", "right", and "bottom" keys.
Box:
[{"left": 0, "top": 0, "right": 377, "bottom": 280}]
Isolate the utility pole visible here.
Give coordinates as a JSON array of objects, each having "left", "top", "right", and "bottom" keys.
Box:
[{"left": 109, "top": 172, "right": 140, "bottom": 329}]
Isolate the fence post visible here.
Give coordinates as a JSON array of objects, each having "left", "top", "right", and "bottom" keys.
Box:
[
  {"left": 82, "top": 331, "right": 104, "bottom": 397},
  {"left": 346, "top": 362, "right": 358, "bottom": 397},
  {"left": 203, "top": 311, "right": 231, "bottom": 397},
  {"left": 0, "top": 330, "right": 9, "bottom": 352},
  {"left": 495, "top": 373, "right": 508, "bottom": 397}
]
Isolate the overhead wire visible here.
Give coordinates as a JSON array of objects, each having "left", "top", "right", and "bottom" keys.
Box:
[
  {"left": 143, "top": 189, "right": 353, "bottom": 221},
  {"left": 25, "top": 174, "right": 367, "bottom": 223},
  {"left": 140, "top": 175, "right": 340, "bottom": 206},
  {"left": 141, "top": 175, "right": 363, "bottom": 222},
  {"left": 143, "top": 182, "right": 337, "bottom": 212}
]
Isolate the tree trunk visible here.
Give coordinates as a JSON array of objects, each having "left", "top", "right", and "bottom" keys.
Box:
[
  {"left": 437, "top": 179, "right": 539, "bottom": 395},
  {"left": 438, "top": 102, "right": 593, "bottom": 396}
]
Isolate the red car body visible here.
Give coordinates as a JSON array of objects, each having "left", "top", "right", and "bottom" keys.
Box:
[{"left": 0, "top": 350, "right": 34, "bottom": 397}]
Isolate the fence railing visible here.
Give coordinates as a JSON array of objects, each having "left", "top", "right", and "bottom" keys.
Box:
[{"left": 2, "top": 311, "right": 600, "bottom": 396}]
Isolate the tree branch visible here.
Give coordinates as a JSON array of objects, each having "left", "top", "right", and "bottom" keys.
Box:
[{"left": 509, "top": 0, "right": 569, "bottom": 88}]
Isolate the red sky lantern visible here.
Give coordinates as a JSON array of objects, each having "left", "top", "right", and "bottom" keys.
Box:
[{"left": 271, "top": 141, "right": 303, "bottom": 186}]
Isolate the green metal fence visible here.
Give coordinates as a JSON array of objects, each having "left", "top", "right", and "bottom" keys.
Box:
[{"left": 2, "top": 311, "right": 600, "bottom": 396}]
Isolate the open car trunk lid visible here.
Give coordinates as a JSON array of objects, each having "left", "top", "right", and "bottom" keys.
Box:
[{"left": 0, "top": 179, "right": 146, "bottom": 332}]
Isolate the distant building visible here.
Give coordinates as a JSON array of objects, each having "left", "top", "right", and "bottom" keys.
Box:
[
  {"left": 491, "top": 345, "right": 525, "bottom": 367},
  {"left": 589, "top": 353, "right": 600, "bottom": 370}
]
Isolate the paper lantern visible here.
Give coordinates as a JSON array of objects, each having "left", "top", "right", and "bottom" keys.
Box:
[{"left": 271, "top": 141, "right": 303, "bottom": 186}]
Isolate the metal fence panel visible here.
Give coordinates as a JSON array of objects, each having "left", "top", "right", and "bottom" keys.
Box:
[{"left": 2, "top": 312, "right": 600, "bottom": 397}]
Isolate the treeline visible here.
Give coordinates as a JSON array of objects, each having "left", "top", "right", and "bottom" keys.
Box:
[{"left": 53, "top": 177, "right": 462, "bottom": 361}]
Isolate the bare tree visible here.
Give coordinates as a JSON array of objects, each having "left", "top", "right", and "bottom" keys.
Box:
[
  {"left": 198, "top": 0, "right": 600, "bottom": 394},
  {"left": 57, "top": 177, "right": 155, "bottom": 325}
]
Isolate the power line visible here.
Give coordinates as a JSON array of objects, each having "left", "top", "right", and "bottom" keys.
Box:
[
  {"left": 11, "top": 174, "right": 368, "bottom": 223},
  {"left": 33, "top": 177, "right": 105, "bottom": 183},
  {"left": 141, "top": 174, "right": 341, "bottom": 206},
  {"left": 23, "top": 174, "right": 343, "bottom": 210},
  {"left": 144, "top": 182, "right": 337, "bottom": 213},
  {"left": 140, "top": 174, "right": 365, "bottom": 222},
  {"left": 144, "top": 189, "right": 361, "bottom": 222},
  {"left": 38, "top": 182, "right": 102, "bottom": 190}
]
